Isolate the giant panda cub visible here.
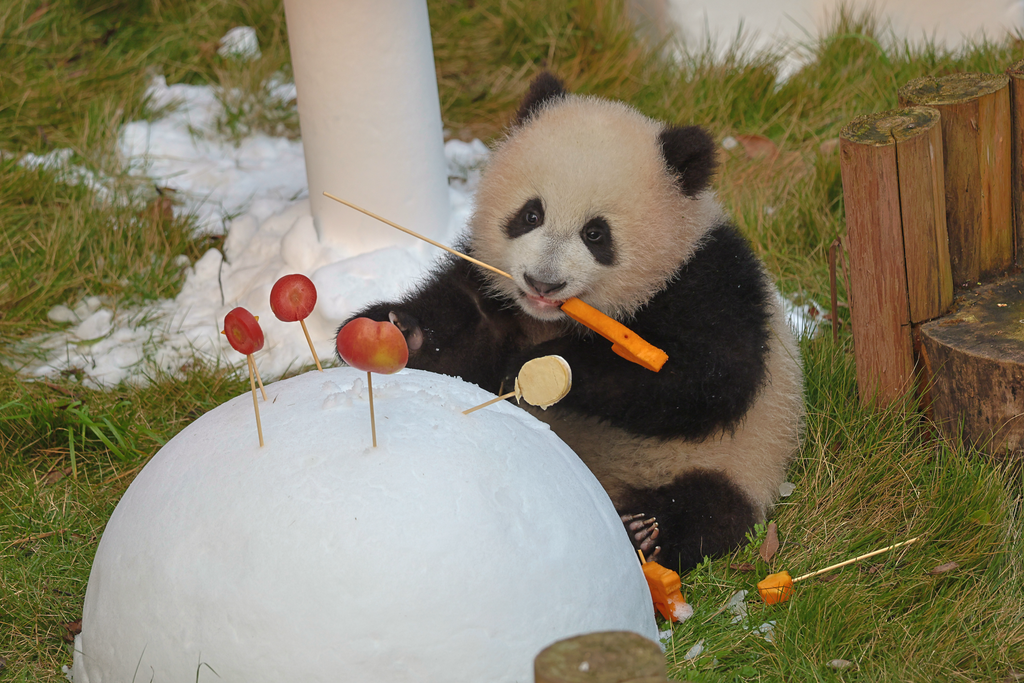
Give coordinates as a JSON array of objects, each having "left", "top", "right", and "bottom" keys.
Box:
[{"left": 345, "top": 73, "right": 804, "bottom": 573}]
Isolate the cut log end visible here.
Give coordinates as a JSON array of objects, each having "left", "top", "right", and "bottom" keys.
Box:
[
  {"left": 899, "top": 72, "right": 1010, "bottom": 106},
  {"left": 534, "top": 632, "right": 668, "bottom": 683},
  {"left": 919, "top": 272, "right": 1024, "bottom": 458},
  {"left": 841, "top": 107, "right": 941, "bottom": 146}
]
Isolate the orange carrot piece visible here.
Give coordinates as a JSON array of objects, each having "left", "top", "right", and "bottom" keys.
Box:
[
  {"left": 757, "top": 570, "right": 794, "bottom": 605},
  {"left": 560, "top": 297, "right": 669, "bottom": 372},
  {"left": 642, "top": 560, "right": 690, "bottom": 621}
]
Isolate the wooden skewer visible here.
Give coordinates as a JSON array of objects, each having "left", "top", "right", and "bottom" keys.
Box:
[
  {"left": 299, "top": 318, "right": 323, "bottom": 371},
  {"left": 247, "top": 354, "right": 264, "bottom": 447},
  {"left": 367, "top": 371, "right": 377, "bottom": 448},
  {"left": 829, "top": 239, "right": 840, "bottom": 344},
  {"left": 68, "top": 426, "right": 77, "bottom": 480},
  {"left": 463, "top": 390, "right": 517, "bottom": 415},
  {"left": 792, "top": 537, "right": 920, "bottom": 583},
  {"left": 323, "top": 193, "right": 512, "bottom": 280},
  {"left": 250, "top": 354, "right": 267, "bottom": 401},
  {"left": 6, "top": 529, "right": 68, "bottom": 548}
]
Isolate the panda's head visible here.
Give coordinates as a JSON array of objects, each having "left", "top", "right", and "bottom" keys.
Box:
[{"left": 469, "top": 72, "right": 725, "bottom": 321}]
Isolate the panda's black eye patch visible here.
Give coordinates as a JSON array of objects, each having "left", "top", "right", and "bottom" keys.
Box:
[
  {"left": 504, "top": 198, "right": 545, "bottom": 238},
  {"left": 581, "top": 217, "right": 615, "bottom": 265}
]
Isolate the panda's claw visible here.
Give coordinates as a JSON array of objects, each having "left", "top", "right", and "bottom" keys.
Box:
[
  {"left": 622, "top": 513, "right": 656, "bottom": 531},
  {"left": 621, "top": 512, "right": 662, "bottom": 560},
  {"left": 636, "top": 523, "right": 659, "bottom": 545}
]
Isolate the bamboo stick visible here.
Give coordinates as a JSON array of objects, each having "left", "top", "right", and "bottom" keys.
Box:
[
  {"left": 251, "top": 355, "right": 267, "bottom": 401},
  {"left": 793, "top": 537, "right": 919, "bottom": 583},
  {"left": 299, "top": 318, "right": 323, "bottom": 371},
  {"left": 247, "top": 355, "right": 264, "bottom": 447},
  {"left": 463, "top": 391, "right": 517, "bottom": 415},
  {"left": 367, "top": 371, "right": 376, "bottom": 448},
  {"left": 323, "top": 192, "right": 512, "bottom": 279}
]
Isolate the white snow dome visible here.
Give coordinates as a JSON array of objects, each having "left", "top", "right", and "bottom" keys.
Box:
[{"left": 72, "top": 367, "right": 657, "bottom": 683}]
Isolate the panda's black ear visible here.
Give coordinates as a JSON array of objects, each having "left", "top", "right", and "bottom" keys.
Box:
[
  {"left": 659, "top": 125, "right": 718, "bottom": 197},
  {"left": 513, "top": 72, "right": 568, "bottom": 126}
]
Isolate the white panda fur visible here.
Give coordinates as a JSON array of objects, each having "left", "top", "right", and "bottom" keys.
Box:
[
  {"left": 344, "top": 73, "right": 804, "bottom": 572},
  {"left": 471, "top": 95, "right": 721, "bottom": 321}
]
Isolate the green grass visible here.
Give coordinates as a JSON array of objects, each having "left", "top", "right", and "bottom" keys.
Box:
[
  {"left": 664, "top": 337, "right": 1024, "bottom": 681},
  {"left": 2, "top": 0, "right": 1023, "bottom": 681}
]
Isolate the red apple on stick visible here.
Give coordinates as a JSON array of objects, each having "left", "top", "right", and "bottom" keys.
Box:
[
  {"left": 222, "top": 307, "right": 266, "bottom": 447},
  {"left": 336, "top": 318, "right": 409, "bottom": 447},
  {"left": 336, "top": 318, "right": 409, "bottom": 374},
  {"left": 270, "top": 274, "right": 323, "bottom": 371}
]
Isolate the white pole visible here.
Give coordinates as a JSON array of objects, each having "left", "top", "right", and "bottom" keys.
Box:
[{"left": 282, "top": 0, "right": 450, "bottom": 254}]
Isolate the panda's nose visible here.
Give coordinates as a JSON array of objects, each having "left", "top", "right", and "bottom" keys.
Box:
[{"left": 524, "top": 274, "right": 567, "bottom": 297}]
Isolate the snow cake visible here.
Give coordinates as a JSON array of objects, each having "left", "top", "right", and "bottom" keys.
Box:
[{"left": 71, "top": 367, "right": 657, "bottom": 683}]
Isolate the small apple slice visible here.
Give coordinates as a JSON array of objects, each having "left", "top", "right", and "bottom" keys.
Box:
[
  {"left": 270, "top": 274, "right": 317, "bottom": 322},
  {"left": 336, "top": 317, "right": 409, "bottom": 375},
  {"left": 221, "top": 307, "right": 266, "bottom": 447},
  {"left": 270, "top": 274, "right": 322, "bottom": 371},
  {"left": 223, "top": 307, "right": 265, "bottom": 355}
]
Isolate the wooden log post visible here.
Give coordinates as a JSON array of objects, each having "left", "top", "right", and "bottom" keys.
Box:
[
  {"left": 534, "top": 632, "right": 670, "bottom": 683},
  {"left": 1007, "top": 59, "right": 1024, "bottom": 267},
  {"left": 839, "top": 107, "right": 950, "bottom": 406},
  {"left": 898, "top": 73, "right": 1013, "bottom": 287},
  {"left": 918, "top": 273, "right": 1024, "bottom": 457}
]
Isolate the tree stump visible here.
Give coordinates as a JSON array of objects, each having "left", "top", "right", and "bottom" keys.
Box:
[
  {"left": 534, "top": 631, "right": 670, "bottom": 683},
  {"left": 898, "top": 73, "right": 1013, "bottom": 287},
  {"left": 840, "top": 107, "right": 950, "bottom": 406},
  {"left": 1007, "top": 59, "right": 1024, "bottom": 268},
  {"left": 918, "top": 272, "right": 1024, "bottom": 456}
]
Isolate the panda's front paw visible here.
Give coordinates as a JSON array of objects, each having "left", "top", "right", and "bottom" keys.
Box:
[
  {"left": 388, "top": 310, "right": 424, "bottom": 352},
  {"left": 621, "top": 512, "right": 661, "bottom": 562}
]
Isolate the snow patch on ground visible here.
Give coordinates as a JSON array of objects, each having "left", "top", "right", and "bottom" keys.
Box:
[
  {"left": 18, "top": 148, "right": 113, "bottom": 199},
  {"left": 120, "top": 75, "right": 307, "bottom": 235}
]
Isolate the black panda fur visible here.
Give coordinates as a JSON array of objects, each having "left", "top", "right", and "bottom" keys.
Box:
[{"left": 343, "top": 73, "right": 804, "bottom": 573}]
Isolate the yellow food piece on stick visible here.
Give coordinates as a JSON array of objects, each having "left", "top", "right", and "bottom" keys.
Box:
[
  {"left": 515, "top": 355, "right": 572, "bottom": 409},
  {"left": 757, "top": 570, "right": 795, "bottom": 605}
]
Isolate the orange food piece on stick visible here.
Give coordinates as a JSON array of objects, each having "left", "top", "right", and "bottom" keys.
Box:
[
  {"left": 757, "top": 570, "right": 794, "bottom": 604},
  {"left": 560, "top": 297, "right": 669, "bottom": 372},
  {"left": 642, "top": 560, "right": 691, "bottom": 621}
]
